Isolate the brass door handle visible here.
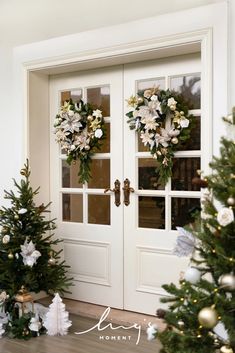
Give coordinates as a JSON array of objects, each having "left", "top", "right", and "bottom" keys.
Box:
[
  {"left": 123, "top": 178, "right": 134, "bottom": 206},
  {"left": 104, "top": 179, "right": 121, "bottom": 207}
]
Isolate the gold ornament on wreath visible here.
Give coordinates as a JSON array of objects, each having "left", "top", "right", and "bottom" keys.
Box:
[
  {"left": 54, "top": 99, "right": 105, "bottom": 183},
  {"left": 126, "top": 87, "right": 195, "bottom": 185}
]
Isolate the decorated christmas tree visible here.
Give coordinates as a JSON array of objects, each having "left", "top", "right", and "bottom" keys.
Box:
[
  {"left": 155, "top": 110, "right": 235, "bottom": 353},
  {"left": 0, "top": 160, "right": 72, "bottom": 337}
]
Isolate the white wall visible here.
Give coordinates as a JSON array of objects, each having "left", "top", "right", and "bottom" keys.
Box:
[{"left": 0, "top": 0, "right": 233, "bottom": 203}]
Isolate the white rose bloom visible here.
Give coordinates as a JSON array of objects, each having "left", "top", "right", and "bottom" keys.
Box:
[
  {"left": 217, "top": 207, "right": 234, "bottom": 227},
  {"left": 94, "top": 129, "right": 103, "bottom": 138},
  {"left": 2, "top": 235, "right": 10, "bottom": 244},
  {"left": 93, "top": 109, "right": 102, "bottom": 118},
  {"left": 180, "top": 118, "right": 189, "bottom": 128},
  {"left": 167, "top": 97, "right": 177, "bottom": 110}
]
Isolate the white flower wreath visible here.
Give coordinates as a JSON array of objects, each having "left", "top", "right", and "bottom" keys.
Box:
[
  {"left": 54, "top": 99, "right": 105, "bottom": 183},
  {"left": 126, "top": 87, "right": 194, "bottom": 185}
]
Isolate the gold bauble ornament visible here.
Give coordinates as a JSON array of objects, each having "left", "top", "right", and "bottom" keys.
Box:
[
  {"left": 137, "top": 97, "right": 144, "bottom": 104},
  {"left": 219, "top": 273, "right": 235, "bottom": 291},
  {"left": 198, "top": 306, "right": 218, "bottom": 328},
  {"left": 8, "top": 252, "right": 14, "bottom": 259},
  {"left": 14, "top": 214, "right": 19, "bottom": 220},
  {"left": 220, "top": 346, "right": 234, "bottom": 353}
]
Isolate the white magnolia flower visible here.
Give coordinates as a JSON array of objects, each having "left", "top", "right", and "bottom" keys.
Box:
[
  {"left": 141, "top": 115, "right": 158, "bottom": 131},
  {"left": 18, "top": 208, "right": 27, "bottom": 214},
  {"left": 60, "top": 112, "right": 82, "bottom": 133},
  {"left": 217, "top": 207, "right": 234, "bottom": 227},
  {"left": 140, "top": 131, "right": 154, "bottom": 147},
  {"left": 74, "top": 129, "right": 90, "bottom": 150},
  {"left": 155, "top": 128, "right": 171, "bottom": 147},
  {"left": 94, "top": 129, "right": 103, "bottom": 138},
  {"left": 180, "top": 117, "right": 190, "bottom": 128},
  {"left": 148, "top": 100, "right": 162, "bottom": 114},
  {"left": 2, "top": 235, "right": 10, "bottom": 244},
  {"left": 20, "top": 239, "right": 41, "bottom": 267},
  {"left": 93, "top": 109, "right": 102, "bottom": 118},
  {"left": 167, "top": 97, "right": 177, "bottom": 111}
]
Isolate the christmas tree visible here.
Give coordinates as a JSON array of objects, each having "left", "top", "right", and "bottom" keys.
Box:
[
  {"left": 44, "top": 293, "right": 72, "bottom": 336},
  {"left": 156, "top": 110, "right": 235, "bottom": 353},
  {"left": 0, "top": 160, "right": 72, "bottom": 336}
]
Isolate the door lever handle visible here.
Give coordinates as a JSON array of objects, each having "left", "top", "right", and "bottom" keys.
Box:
[
  {"left": 123, "top": 178, "right": 134, "bottom": 206},
  {"left": 104, "top": 179, "right": 121, "bottom": 207}
]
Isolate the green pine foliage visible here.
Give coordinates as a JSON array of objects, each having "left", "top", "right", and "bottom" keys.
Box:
[
  {"left": 0, "top": 160, "right": 73, "bottom": 298},
  {"left": 157, "top": 115, "right": 235, "bottom": 352}
]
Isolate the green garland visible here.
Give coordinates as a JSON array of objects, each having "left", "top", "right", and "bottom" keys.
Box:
[
  {"left": 54, "top": 99, "right": 105, "bottom": 183},
  {"left": 126, "top": 87, "right": 195, "bottom": 185}
]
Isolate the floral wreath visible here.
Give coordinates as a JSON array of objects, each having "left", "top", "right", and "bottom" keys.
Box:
[
  {"left": 126, "top": 87, "right": 194, "bottom": 185},
  {"left": 54, "top": 99, "right": 105, "bottom": 183}
]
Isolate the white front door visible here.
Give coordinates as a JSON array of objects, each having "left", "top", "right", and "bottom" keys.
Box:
[{"left": 50, "top": 54, "right": 203, "bottom": 314}]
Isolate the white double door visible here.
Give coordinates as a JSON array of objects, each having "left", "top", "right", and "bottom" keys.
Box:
[{"left": 50, "top": 55, "right": 201, "bottom": 314}]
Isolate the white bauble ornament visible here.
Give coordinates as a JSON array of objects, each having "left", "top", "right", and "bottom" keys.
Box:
[
  {"left": 219, "top": 273, "right": 235, "bottom": 291},
  {"left": 227, "top": 197, "right": 235, "bottom": 206},
  {"left": 198, "top": 306, "right": 218, "bottom": 328},
  {"left": 184, "top": 267, "right": 201, "bottom": 284},
  {"left": 171, "top": 137, "right": 178, "bottom": 144},
  {"left": 213, "top": 322, "right": 229, "bottom": 341}
]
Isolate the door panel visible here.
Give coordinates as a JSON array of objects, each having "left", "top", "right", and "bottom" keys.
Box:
[
  {"left": 123, "top": 54, "right": 202, "bottom": 313},
  {"left": 50, "top": 66, "right": 124, "bottom": 308}
]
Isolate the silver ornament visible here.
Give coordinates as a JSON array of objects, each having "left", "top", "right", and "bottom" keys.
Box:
[
  {"left": 198, "top": 306, "right": 218, "bottom": 328},
  {"left": 184, "top": 267, "right": 201, "bottom": 284},
  {"left": 219, "top": 273, "right": 235, "bottom": 291},
  {"left": 227, "top": 197, "right": 235, "bottom": 206}
]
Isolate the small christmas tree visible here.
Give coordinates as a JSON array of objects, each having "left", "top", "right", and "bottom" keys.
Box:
[
  {"left": 44, "top": 293, "right": 72, "bottom": 335},
  {"left": 0, "top": 160, "right": 72, "bottom": 337},
  {"left": 156, "top": 110, "right": 235, "bottom": 353}
]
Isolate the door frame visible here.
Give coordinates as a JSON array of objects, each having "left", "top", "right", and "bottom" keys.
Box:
[{"left": 12, "top": 2, "right": 227, "bottom": 295}]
